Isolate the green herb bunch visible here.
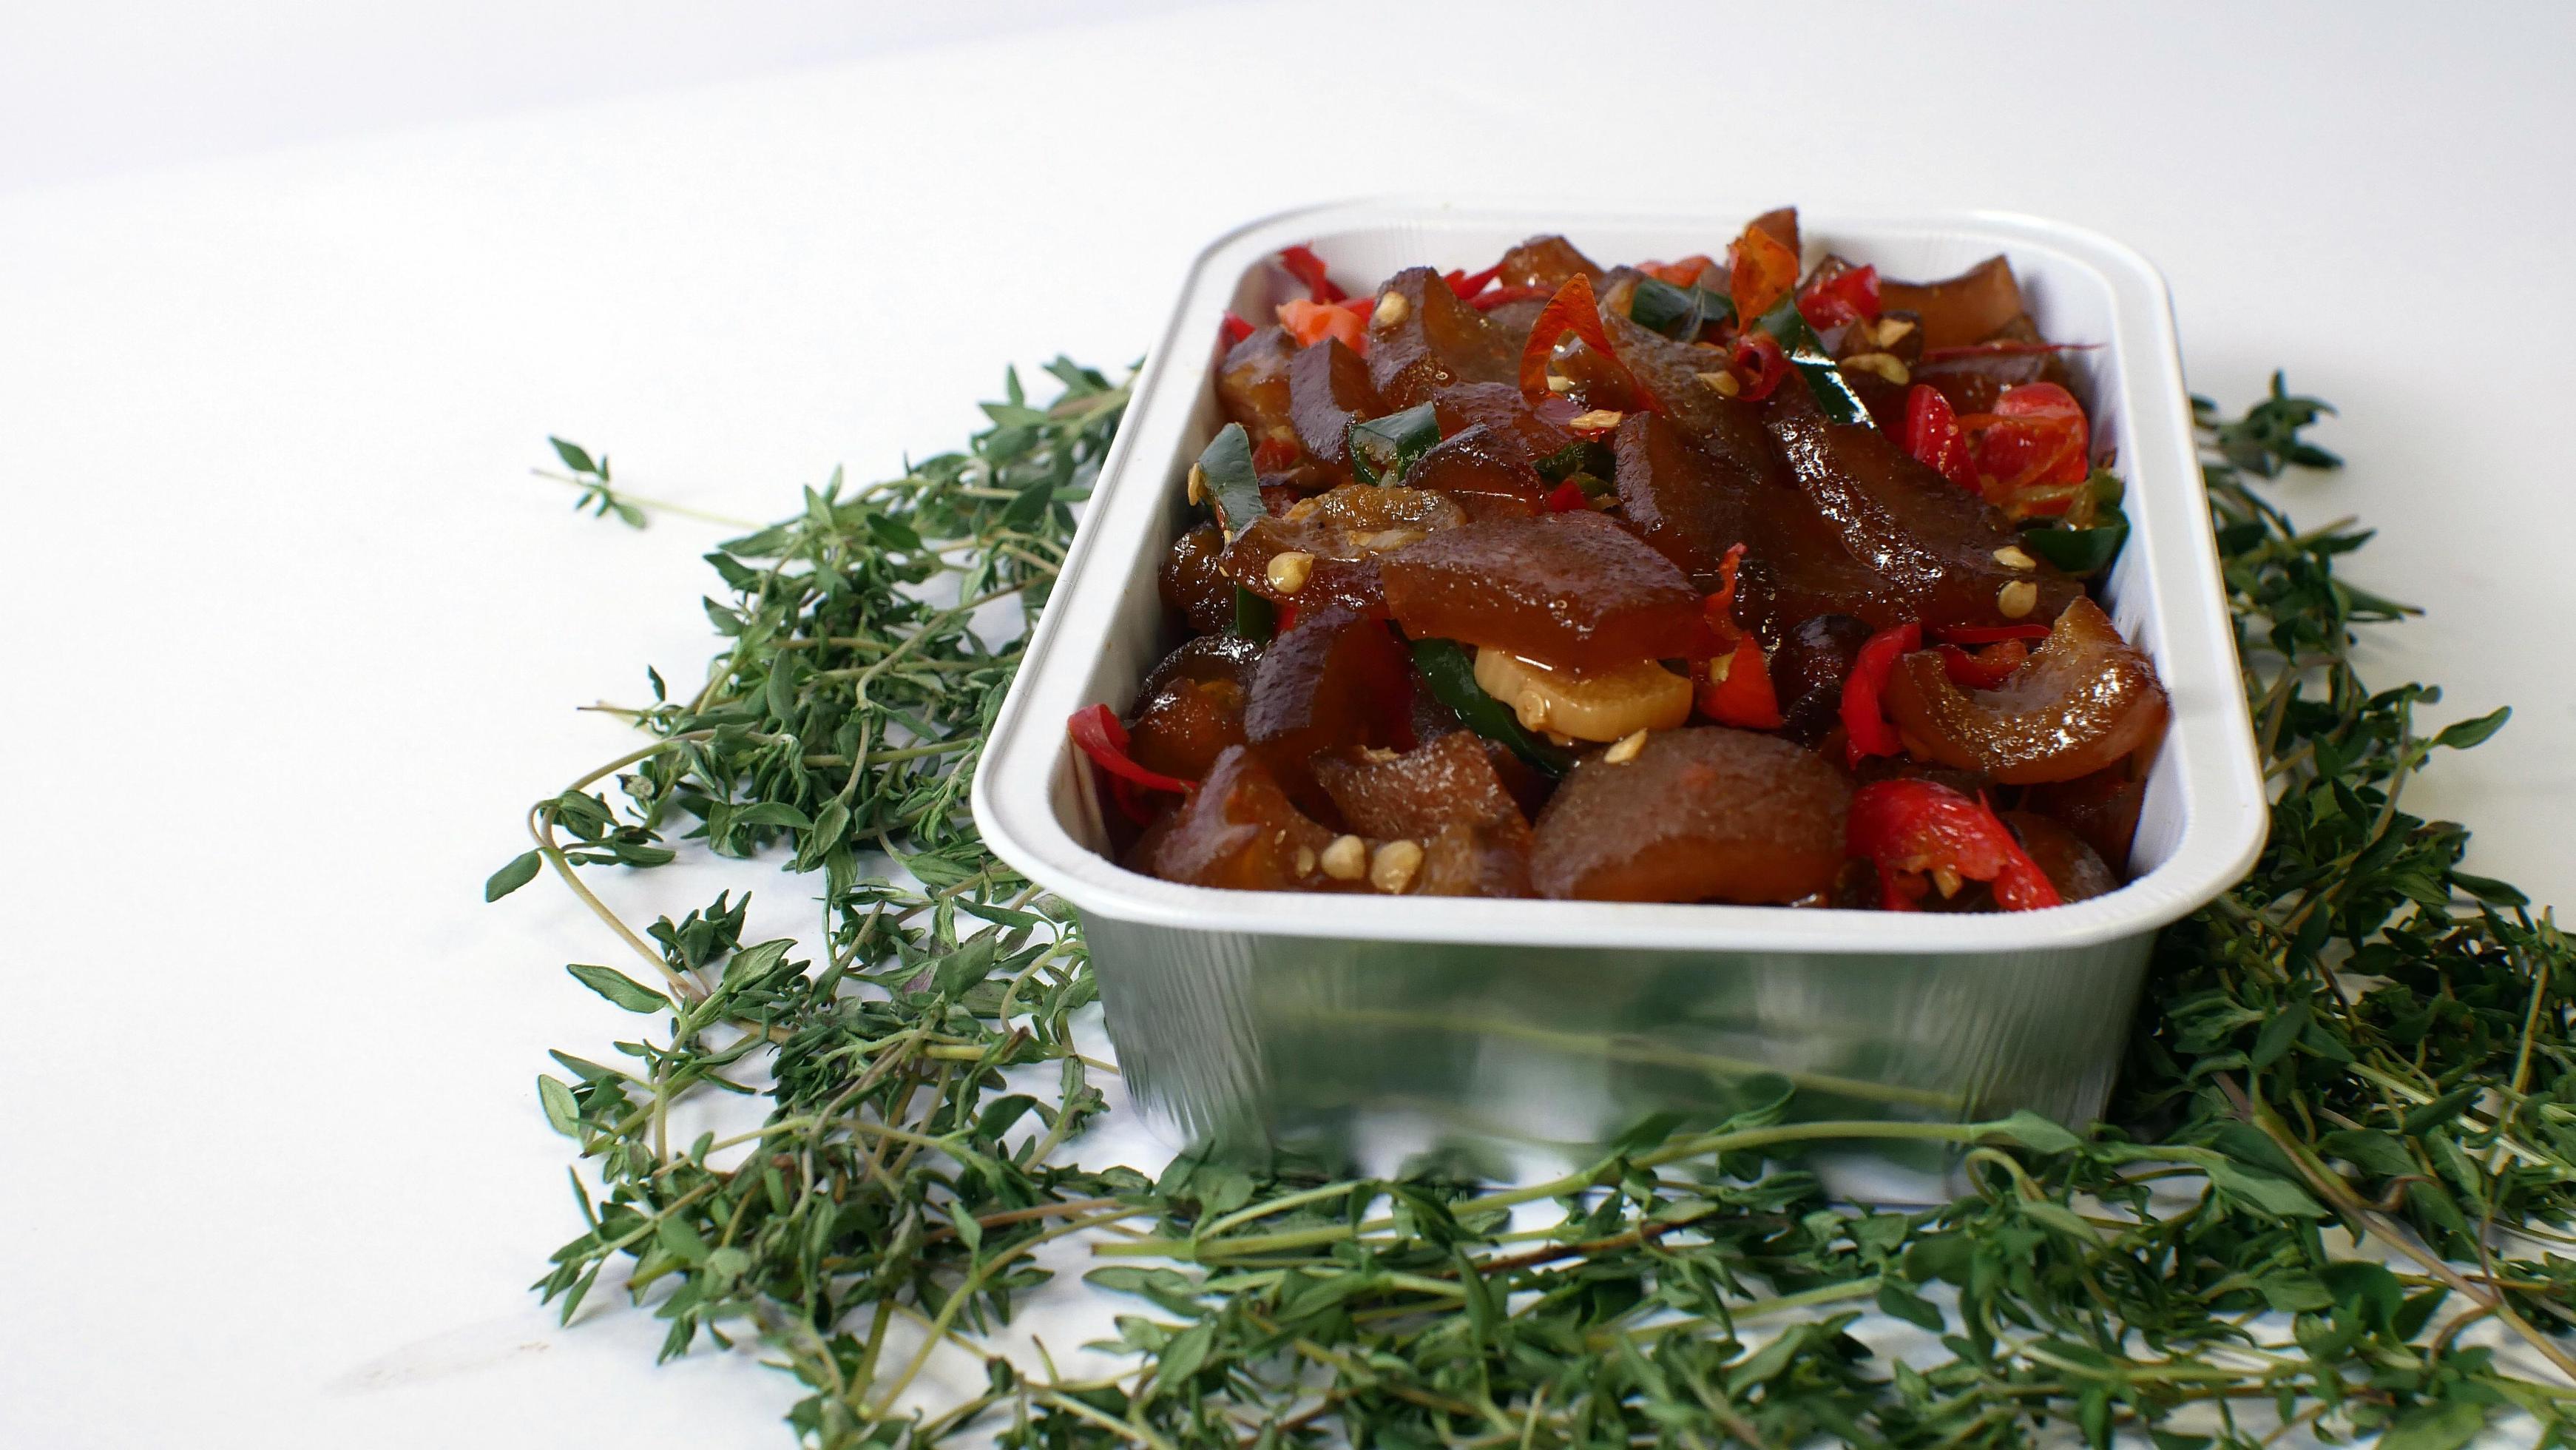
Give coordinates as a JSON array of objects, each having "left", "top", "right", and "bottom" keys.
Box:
[{"left": 494, "top": 367, "right": 2574, "bottom": 1449}]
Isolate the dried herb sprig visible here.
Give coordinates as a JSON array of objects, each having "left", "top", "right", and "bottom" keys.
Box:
[{"left": 495, "top": 368, "right": 2575, "bottom": 1449}]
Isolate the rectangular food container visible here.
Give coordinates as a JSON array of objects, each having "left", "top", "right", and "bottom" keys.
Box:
[{"left": 971, "top": 202, "right": 2265, "bottom": 1199}]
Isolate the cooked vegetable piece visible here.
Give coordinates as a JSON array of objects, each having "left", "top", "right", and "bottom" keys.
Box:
[
  {"left": 1348, "top": 401, "right": 1440, "bottom": 485},
  {"left": 1612, "top": 411, "right": 1756, "bottom": 590},
  {"left": 1472, "top": 647, "right": 1694, "bottom": 743},
  {"left": 1882, "top": 596, "right": 2168, "bottom": 783},
  {"left": 1516, "top": 275, "right": 1652, "bottom": 409},
  {"left": 1768, "top": 613, "right": 1873, "bottom": 745},
  {"left": 1495, "top": 235, "right": 1604, "bottom": 292},
  {"left": 1839, "top": 620, "right": 1921, "bottom": 767},
  {"left": 1432, "top": 381, "right": 1577, "bottom": 465},
  {"left": 1696, "top": 637, "right": 1783, "bottom": 730},
  {"left": 1999, "top": 810, "right": 2116, "bottom": 903},
  {"left": 1767, "top": 406, "right": 2085, "bottom": 630},
  {"left": 1243, "top": 604, "right": 1415, "bottom": 810},
  {"left": 1127, "top": 745, "right": 1340, "bottom": 891},
  {"left": 1314, "top": 729, "right": 1527, "bottom": 840},
  {"left": 1159, "top": 522, "right": 1237, "bottom": 633},
  {"left": 1126, "top": 676, "right": 1247, "bottom": 781},
  {"left": 1401, "top": 424, "right": 1551, "bottom": 518},
  {"left": 1288, "top": 337, "right": 1383, "bottom": 468},
  {"left": 1845, "top": 778, "right": 2061, "bottom": 911},
  {"left": 1368, "top": 266, "right": 1517, "bottom": 408},
  {"left": 1876, "top": 255, "right": 2028, "bottom": 351},
  {"left": 1408, "top": 637, "right": 1574, "bottom": 777},
  {"left": 1531, "top": 727, "right": 1847, "bottom": 903},
  {"left": 1193, "top": 422, "right": 1268, "bottom": 539},
  {"left": 1380, "top": 510, "right": 1706, "bottom": 674},
  {"left": 1746, "top": 206, "right": 1799, "bottom": 255}
]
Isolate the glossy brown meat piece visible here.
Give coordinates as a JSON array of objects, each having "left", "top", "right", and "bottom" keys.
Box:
[
  {"left": 1882, "top": 597, "right": 2168, "bottom": 784},
  {"left": 1419, "top": 818, "right": 1535, "bottom": 897},
  {"left": 1497, "top": 235, "right": 1604, "bottom": 292},
  {"left": 1878, "top": 256, "right": 2028, "bottom": 351},
  {"left": 1768, "top": 613, "right": 1874, "bottom": 745},
  {"left": 1313, "top": 730, "right": 1527, "bottom": 840},
  {"left": 1598, "top": 307, "right": 1786, "bottom": 485},
  {"left": 1367, "top": 266, "right": 1518, "bottom": 409},
  {"left": 1433, "top": 381, "right": 1576, "bottom": 465},
  {"left": 2024, "top": 763, "right": 2148, "bottom": 875},
  {"left": 1127, "top": 745, "right": 1341, "bottom": 891},
  {"left": 1288, "top": 337, "right": 1382, "bottom": 468},
  {"left": 1220, "top": 485, "right": 1469, "bottom": 614},
  {"left": 1380, "top": 510, "right": 1707, "bottom": 675},
  {"left": 1243, "top": 606, "right": 1415, "bottom": 813},
  {"left": 1531, "top": 727, "right": 1847, "bottom": 903},
  {"left": 1765, "top": 407, "right": 2084, "bottom": 630},
  {"left": 1126, "top": 677, "right": 1246, "bottom": 782},
  {"left": 1748, "top": 206, "right": 1799, "bottom": 256},
  {"left": 1404, "top": 424, "right": 1550, "bottom": 519},
  {"left": 1140, "top": 633, "right": 1263, "bottom": 695},
  {"left": 1216, "top": 325, "right": 1301, "bottom": 450},
  {"left": 2000, "top": 810, "right": 2117, "bottom": 903},
  {"left": 1612, "top": 411, "right": 1755, "bottom": 590},
  {"left": 1158, "top": 522, "right": 1236, "bottom": 633}
]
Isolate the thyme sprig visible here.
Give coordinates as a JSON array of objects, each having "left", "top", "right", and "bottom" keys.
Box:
[{"left": 495, "top": 368, "right": 2573, "bottom": 1448}]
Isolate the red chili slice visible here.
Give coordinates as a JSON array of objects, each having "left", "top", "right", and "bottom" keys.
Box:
[
  {"left": 1518, "top": 274, "right": 1624, "bottom": 400},
  {"left": 1470, "top": 285, "right": 1549, "bottom": 312},
  {"left": 1730, "top": 331, "right": 1790, "bottom": 402},
  {"left": 1795, "top": 264, "right": 1882, "bottom": 331},
  {"left": 1847, "top": 778, "right": 2063, "bottom": 912},
  {"left": 1444, "top": 263, "right": 1504, "bottom": 300},
  {"left": 1938, "top": 639, "right": 2031, "bottom": 689},
  {"left": 1728, "top": 223, "right": 1800, "bottom": 326},
  {"left": 1067, "top": 703, "right": 1194, "bottom": 803},
  {"left": 1839, "top": 621, "right": 1922, "bottom": 769},
  {"left": 1904, "top": 384, "right": 1978, "bottom": 491},
  {"left": 1964, "top": 382, "right": 2090, "bottom": 492},
  {"left": 1699, "top": 635, "right": 1784, "bottom": 729},
  {"left": 1277, "top": 243, "right": 1345, "bottom": 303},
  {"left": 1220, "top": 312, "right": 1255, "bottom": 347},
  {"left": 1544, "top": 479, "right": 1589, "bottom": 513}
]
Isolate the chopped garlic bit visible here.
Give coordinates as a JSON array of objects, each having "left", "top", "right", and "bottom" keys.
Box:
[
  {"left": 1373, "top": 291, "right": 1409, "bottom": 328},
  {"left": 1265, "top": 550, "right": 1316, "bottom": 595},
  {"left": 1544, "top": 374, "right": 1574, "bottom": 394},
  {"left": 1567, "top": 409, "right": 1624, "bottom": 431},
  {"left": 1840, "top": 351, "right": 1910, "bottom": 386},
  {"left": 1320, "top": 834, "right": 1368, "bottom": 880},
  {"left": 1998, "top": 580, "right": 2040, "bottom": 618},
  {"left": 1992, "top": 544, "right": 2038, "bottom": 570},
  {"left": 1369, "top": 839, "right": 1424, "bottom": 894},
  {"left": 1873, "top": 317, "right": 1916, "bottom": 348},
  {"left": 1931, "top": 867, "right": 1965, "bottom": 899},
  {"left": 1695, "top": 370, "right": 1741, "bottom": 397},
  {"left": 1604, "top": 729, "right": 1648, "bottom": 764},
  {"left": 1186, "top": 463, "right": 1206, "bottom": 506},
  {"left": 1294, "top": 846, "right": 1317, "bottom": 877}
]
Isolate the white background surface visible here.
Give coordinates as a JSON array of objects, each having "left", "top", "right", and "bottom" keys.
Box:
[{"left": 4, "top": 3, "right": 2572, "bottom": 1446}]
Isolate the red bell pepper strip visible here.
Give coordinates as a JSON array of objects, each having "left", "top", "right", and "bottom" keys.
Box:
[
  {"left": 1544, "top": 479, "right": 1589, "bottom": 513},
  {"left": 1277, "top": 299, "right": 1366, "bottom": 353},
  {"left": 1444, "top": 263, "right": 1503, "bottom": 300},
  {"left": 1641, "top": 254, "right": 1717, "bottom": 287},
  {"left": 1470, "top": 285, "right": 1549, "bottom": 312},
  {"left": 1904, "top": 384, "right": 1978, "bottom": 491},
  {"left": 1699, "top": 635, "right": 1784, "bottom": 729},
  {"left": 1795, "top": 264, "right": 1882, "bottom": 331},
  {"left": 1220, "top": 312, "right": 1255, "bottom": 347},
  {"left": 1938, "top": 638, "right": 2030, "bottom": 689},
  {"left": 1839, "top": 621, "right": 1922, "bottom": 769},
  {"left": 1277, "top": 243, "right": 1345, "bottom": 303},
  {"left": 1961, "top": 382, "right": 2089, "bottom": 492},
  {"left": 1846, "top": 778, "right": 2063, "bottom": 912},
  {"left": 1728, "top": 221, "right": 1801, "bottom": 328},
  {"left": 1729, "top": 331, "right": 1790, "bottom": 402},
  {"left": 1931, "top": 622, "right": 2050, "bottom": 644}
]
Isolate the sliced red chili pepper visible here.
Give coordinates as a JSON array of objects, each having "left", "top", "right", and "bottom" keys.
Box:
[
  {"left": 1641, "top": 254, "right": 1717, "bottom": 287},
  {"left": 1544, "top": 479, "right": 1589, "bottom": 513},
  {"left": 1931, "top": 623, "right": 2050, "bottom": 644},
  {"left": 1338, "top": 294, "right": 1376, "bottom": 320},
  {"left": 1964, "top": 382, "right": 2089, "bottom": 492},
  {"left": 1251, "top": 435, "right": 1302, "bottom": 473},
  {"left": 1795, "top": 264, "right": 1882, "bottom": 331},
  {"left": 1702, "top": 542, "right": 1749, "bottom": 649},
  {"left": 1444, "top": 262, "right": 1503, "bottom": 300},
  {"left": 1470, "top": 285, "right": 1549, "bottom": 312},
  {"left": 1277, "top": 243, "right": 1345, "bottom": 303},
  {"left": 1277, "top": 299, "right": 1366, "bottom": 353},
  {"left": 1904, "top": 384, "right": 1978, "bottom": 492},
  {"left": 1938, "top": 638, "right": 2030, "bottom": 689},
  {"left": 1067, "top": 704, "right": 1193, "bottom": 824},
  {"left": 1728, "top": 222, "right": 1801, "bottom": 327},
  {"left": 1220, "top": 311, "right": 1255, "bottom": 347},
  {"left": 1839, "top": 620, "right": 1922, "bottom": 769},
  {"left": 1699, "top": 635, "right": 1784, "bottom": 729},
  {"left": 1518, "top": 275, "right": 1611, "bottom": 398},
  {"left": 1730, "top": 331, "right": 1790, "bottom": 402},
  {"left": 1846, "top": 778, "right": 2063, "bottom": 912}
]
